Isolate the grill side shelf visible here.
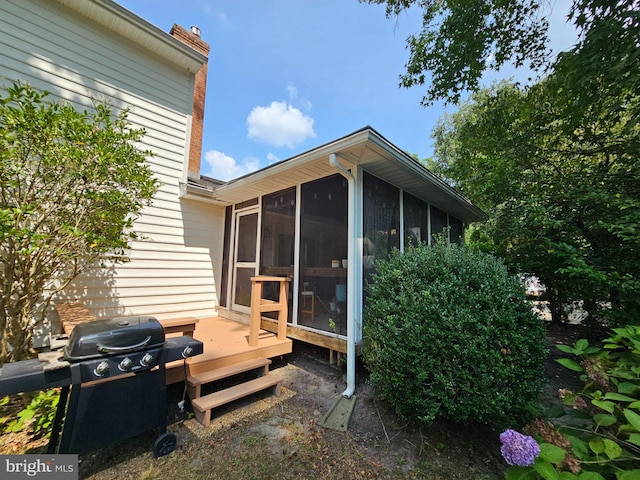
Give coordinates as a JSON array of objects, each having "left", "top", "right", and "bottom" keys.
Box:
[
  {"left": 163, "top": 336, "right": 204, "bottom": 363},
  {"left": 0, "top": 360, "right": 73, "bottom": 396}
]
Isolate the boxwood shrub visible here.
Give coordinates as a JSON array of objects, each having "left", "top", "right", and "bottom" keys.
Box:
[{"left": 363, "top": 241, "right": 547, "bottom": 428}]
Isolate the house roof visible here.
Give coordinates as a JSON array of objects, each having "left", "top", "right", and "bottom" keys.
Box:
[
  {"left": 52, "top": 0, "right": 207, "bottom": 73},
  {"left": 187, "top": 127, "right": 487, "bottom": 224}
]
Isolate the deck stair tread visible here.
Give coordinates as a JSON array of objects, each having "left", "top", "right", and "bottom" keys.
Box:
[
  {"left": 191, "top": 374, "right": 281, "bottom": 427},
  {"left": 187, "top": 357, "right": 271, "bottom": 387}
]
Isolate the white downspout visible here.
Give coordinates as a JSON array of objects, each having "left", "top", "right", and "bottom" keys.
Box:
[{"left": 329, "top": 153, "right": 356, "bottom": 398}]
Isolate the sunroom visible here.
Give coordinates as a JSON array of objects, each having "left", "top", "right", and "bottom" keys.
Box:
[{"left": 182, "top": 126, "right": 486, "bottom": 392}]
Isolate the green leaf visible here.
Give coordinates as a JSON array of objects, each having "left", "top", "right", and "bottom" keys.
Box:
[
  {"left": 505, "top": 465, "right": 539, "bottom": 480},
  {"left": 618, "top": 470, "right": 640, "bottom": 480},
  {"left": 18, "top": 409, "right": 35, "bottom": 421},
  {"left": 539, "top": 443, "right": 566, "bottom": 464},
  {"left": 576, "top": 472, "right": 605, "bottom": 480},
  {"left": 628, "top": 433, "right": 640, "bottom": 447},
  {"left": 558, "top": 473, "right": 578, "bottom": 480},
  {"left": 624, "top": 409, "right": 640, "bottom": 432},
  {"left": 556, "top": 358, "right": 583, "bottom": 372},
  {"left": 589, "top": 437, "right": 605, "bottom": 454},
  {"left": 556, "top": 344, "right": 575, "bottom": 354},
  {"left": 567, "top": 435, "right": 589, "bottom": 460},
  {"left": 618, "top": 382, "right": 640, "bottom": 395},
  {"left": 591, "top": 399, "right": 615, "bottom": 413},
  {"left": 603, "top": 392, "right": 636, "bottom": 402},
  {"left": 602, "top": 438, "right": 622, "bottom": 459},
  {"left": 533, "top": 458, "right": 560, "bottom": 480},
  {"left": 574, "top": 339, "right": 588, "bottom": 353},
  {"left": 593, "top": 413, "right": 617, "bottom": 427}
]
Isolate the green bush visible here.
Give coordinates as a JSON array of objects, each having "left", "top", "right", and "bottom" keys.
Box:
[
  {"left": 503, "top": 326, "right": 640, "bottom": 479},
  {"left": 1, "top": 389, "right": 59, "bottom": 439},
  {"left": 363, "top": 241, "right": 547, "bottom": 427}
]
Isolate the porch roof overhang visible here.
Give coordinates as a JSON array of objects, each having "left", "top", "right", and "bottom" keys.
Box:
[{"left": 195, "top": 127, "right": 487, "bottom": 224}]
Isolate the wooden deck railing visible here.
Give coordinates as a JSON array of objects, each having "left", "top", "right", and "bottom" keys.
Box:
[{"left": 249, "top": 275, "right": 290, "bottom": 347}]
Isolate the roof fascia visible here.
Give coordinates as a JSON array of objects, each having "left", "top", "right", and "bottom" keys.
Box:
[
  {"left": 364, "top": 131, "right": 488, "bottom": 222},
  {"left": 212, "top": 129, "right": 372, "bottom": 198},
  {"left": 52, "top": 0, "right": 207, "bottom": 73}
]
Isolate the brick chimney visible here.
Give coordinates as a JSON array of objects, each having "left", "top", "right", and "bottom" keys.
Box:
[{"left": 170, "top": 24, "right": 210, "bottom": 177}]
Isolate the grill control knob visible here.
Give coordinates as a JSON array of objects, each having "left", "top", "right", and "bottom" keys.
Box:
[
  {"left": 140, "top": 353, "right": 154, "bottom": 367},
  {"left": 118, "top": 357, "right": 133, "bottom": 371},
  {"left": 94, "top": 361, "right": 110, "bottom": 377},
  {"left": 182, "top": 346, "right": 193, "bottom": 358}
]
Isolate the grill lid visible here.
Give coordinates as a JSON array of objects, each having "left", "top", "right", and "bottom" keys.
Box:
[{"left": 63, "top": 316, "right": 165, "bottom": 361}]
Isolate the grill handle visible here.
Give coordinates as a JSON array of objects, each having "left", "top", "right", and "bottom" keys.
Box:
[{"left": 96, "top": 336, "right": 152, "bottom": 354}]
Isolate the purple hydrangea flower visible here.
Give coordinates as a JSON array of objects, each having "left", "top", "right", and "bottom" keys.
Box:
[{"left": 500, "top": 429, "right": 540, "bottom": 467}]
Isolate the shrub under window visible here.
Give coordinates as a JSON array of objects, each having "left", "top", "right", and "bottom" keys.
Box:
[{"left": 363, "top": 241, "right": 547, "bottom": 428}]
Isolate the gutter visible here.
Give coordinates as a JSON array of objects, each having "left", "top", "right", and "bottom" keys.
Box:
[
  {"left": 57, "top": 0, "right": 207, "bottom": 73},
  {"left": 329, "top": 153, "right": 356, "bottom": 399}
]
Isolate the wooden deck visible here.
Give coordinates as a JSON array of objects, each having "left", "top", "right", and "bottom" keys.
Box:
[{"left": 166, "top": 315, "right": 292, "bottom": 384}]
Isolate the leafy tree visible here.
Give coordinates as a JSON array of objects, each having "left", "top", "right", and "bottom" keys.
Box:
[
  {"left": 366, "top": 0, "right": 640, "bottom": 325},
  {"left": 0, "top": 82, "right": 158, "bottom": 362},
  {"left": 362, "top": 0, "right": 639, "bottom": 107},
  {"left": 432, "top": 77, "right": 640, "bottom": 325}
]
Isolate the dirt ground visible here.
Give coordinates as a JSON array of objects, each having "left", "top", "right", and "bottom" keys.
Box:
[{"left": 0, "top": 323, "right": 587, "bottom": 479}]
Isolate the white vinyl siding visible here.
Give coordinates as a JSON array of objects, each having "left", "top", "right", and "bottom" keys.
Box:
[{"left": 1, "top": 0, "right": 222, "bottom": 323}]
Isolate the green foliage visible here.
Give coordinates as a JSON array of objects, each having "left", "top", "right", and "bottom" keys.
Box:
[
  {"left": 1, "top": 389, "right": 59, "bottom": 439},
  {"left": 505, "top": 327, "right": 640, "bottom": 478},
  {"left": 432, "top": 75, "right": 640, "bottom": 326},
  {"left": 363, "top": 1, "right": 639, "bottom": 109},
  {"left": 362, "top": 0, "right": 549, "bottom": 105},
  {"left": 369, "top": 0, "right": 640, "bottom": 327},
  {"left": 363, "top": 241, "right": 547, "bottom": 427},
  {"left": 0, "top": 81, "right": 159, "bottom": 362}
]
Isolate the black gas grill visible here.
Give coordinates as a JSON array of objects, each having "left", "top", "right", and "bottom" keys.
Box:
[{"left": 0, "top": 316, "right": 203, "bottom": 457}]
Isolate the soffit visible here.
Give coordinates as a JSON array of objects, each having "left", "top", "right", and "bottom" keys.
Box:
[{"left": 212, "top": 128, "right": 487, "bottom": 224}]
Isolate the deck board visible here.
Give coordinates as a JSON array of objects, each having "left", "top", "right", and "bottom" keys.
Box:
[{"left": 166, "top": 315, "right": 292, "bottom": 381}]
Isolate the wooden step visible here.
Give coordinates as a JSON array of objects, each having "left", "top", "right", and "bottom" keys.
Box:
[
  {"left": 191, "top": 374, "right": 282, "bottom": 427},
  {"left": 186, "top": 357, "right": 271, "bottom": 399}
]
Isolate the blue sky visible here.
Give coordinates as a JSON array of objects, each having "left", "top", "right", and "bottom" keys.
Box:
[{"left": 116, "top": 0, "right": 577, "bottom": 181}]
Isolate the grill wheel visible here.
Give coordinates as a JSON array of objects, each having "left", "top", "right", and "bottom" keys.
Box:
[{"left": 153, "top": 432, "right": 177, "bottom": 457}]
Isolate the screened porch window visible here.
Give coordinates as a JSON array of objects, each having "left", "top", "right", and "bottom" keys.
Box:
[
  {"left": 299, "top": 174, "right": 348, "bottom": 334},
  {"left": 260, "top": 188, "right": 296, "bottom": 320},
  {"left": 363, "top": 171, "right": 400, "bottom": 266},
  {"left": 450, "top": 216, "right": 464, "bottom": 244},
  {"left": 430, "top": 205, "right": 448, "bottom": 243},
  {"left": 260, "top": 188, "right": 296, "bottom": 274},
  {"left": 403, "top": 191, "right": 429, "bottom": 248},
  {"left": 362, "top": 170, "right": 400, "bottom": 310},
  {"left": 220, "top": 205, "right": 232, "bottom": 308}
]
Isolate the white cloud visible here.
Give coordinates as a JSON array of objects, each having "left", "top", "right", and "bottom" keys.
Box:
[
  {"left": 246, "top": 101, "right": 316, "bottom": 148},
  {"left": 286, "top": 82, "right": 298, "bottom": 101},
  {"left": 287, "top": 82, "right": 312, "bottom": 111},
  {"left": 266, "top": 153, "right": 280, "bottom": 164},
  {"left": 216, "top": 12, "right": 228, "bottom": 24},
  {"left": 204, "top": 150, "right": 259, "bottom": 181}
]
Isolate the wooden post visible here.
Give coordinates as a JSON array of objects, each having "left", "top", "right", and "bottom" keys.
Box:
[
  {"left": 249, "top": 275, "right": 290, "bottom": 347},
  {"left": 277, "top": 279, "right": 289, "bottom": 341},
  {"left": 249, "top": 278, "right": 263, "bottom": 347}
]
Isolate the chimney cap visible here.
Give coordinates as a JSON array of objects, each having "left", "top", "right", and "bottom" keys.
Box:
[{"left": 190, "top": 26, "right": 201, "bottom": 37}]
